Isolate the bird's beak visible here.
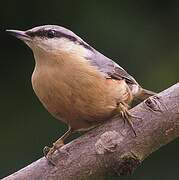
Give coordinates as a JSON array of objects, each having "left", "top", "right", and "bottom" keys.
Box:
[{"left": 6, "top": 29, "right": 31, "bottom": 41}]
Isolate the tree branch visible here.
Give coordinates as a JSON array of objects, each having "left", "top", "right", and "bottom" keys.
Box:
[{"left": 3, "top": 83, "right": 179, "bottom": 180}]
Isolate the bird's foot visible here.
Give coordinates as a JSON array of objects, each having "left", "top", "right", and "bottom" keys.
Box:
[
  {"left": 116, "top": 102, "right": 139, "bottom": 136},
  {"left": 43, "top": 140, "right": 64, "bottom": 166},
  {"left": 43, "top": 127, "right": 73, "bottom": 165}
]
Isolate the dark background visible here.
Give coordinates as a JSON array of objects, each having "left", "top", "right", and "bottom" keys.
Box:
[{"left": 1, "top": 0, "right": 179, "bottom": 179}]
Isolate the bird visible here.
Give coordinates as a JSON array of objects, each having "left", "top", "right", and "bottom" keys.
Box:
[{"left": 7, "top": 25, "right": 155, "bottom": 164}]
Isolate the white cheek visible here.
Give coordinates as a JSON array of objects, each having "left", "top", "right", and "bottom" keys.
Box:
[
  {"left": 37, "top": 38, "right": 53, "bottom": 51},
  {"left": 53, "top": 38, "right": 89, "bottom": 57},
  {"left": 30, "top": 38, "right": 91, "bottom": 58},
  {"left": 56, "top": 38, "right": 74, "bottom": 51}
]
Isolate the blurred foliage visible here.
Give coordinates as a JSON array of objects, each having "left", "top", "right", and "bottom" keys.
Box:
[{"left": 0, "top": 0, "right": 179, "bottom": 179}]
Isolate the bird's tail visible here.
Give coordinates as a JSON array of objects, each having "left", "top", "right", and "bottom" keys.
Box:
[{"left": 136, "top": 88, "right": 156, "bottom": 102}]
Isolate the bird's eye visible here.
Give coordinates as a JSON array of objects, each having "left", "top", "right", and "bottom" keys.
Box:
[{"left": 47, "top": 30, "right": 56, "bottom": 38}]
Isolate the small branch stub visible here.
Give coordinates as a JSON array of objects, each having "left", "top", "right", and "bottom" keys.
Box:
[
  {"left": 95, "top": 131, "right": 123, "bottom": 154},
  {"left": 112, "top": 154, "right": 141, "bottom": 176}
]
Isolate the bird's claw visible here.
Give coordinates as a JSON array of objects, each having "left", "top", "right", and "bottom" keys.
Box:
[
  {"left": 43, "top": 140, "right": 64, "bottom": 166},
  {"left": 116, "top": 102, "right": 140, "bottom": 136},
  {"left": 43, "top": 146, "right": 57, "bottom": 166}
]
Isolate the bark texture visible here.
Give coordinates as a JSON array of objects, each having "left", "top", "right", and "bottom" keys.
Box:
[{"left": 3, "top": 83, "right": 179, "bottom": 180}]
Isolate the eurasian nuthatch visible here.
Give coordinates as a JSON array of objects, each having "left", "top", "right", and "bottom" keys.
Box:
[{"left": 7, "top": 25, "right": 155, "bottom": 163}]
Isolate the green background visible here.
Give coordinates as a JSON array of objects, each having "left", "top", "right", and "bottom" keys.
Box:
[{"left": 1, "top": 0, "right": 179, "bottom": 179}]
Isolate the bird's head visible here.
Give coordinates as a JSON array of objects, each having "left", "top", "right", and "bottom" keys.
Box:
[{"left": 6, "top": 25, "right": 93, "bottom": 59}]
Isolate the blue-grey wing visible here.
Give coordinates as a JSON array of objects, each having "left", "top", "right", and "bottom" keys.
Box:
[{"left": 87, "top": 50, "right": 138, "bottom": 85}]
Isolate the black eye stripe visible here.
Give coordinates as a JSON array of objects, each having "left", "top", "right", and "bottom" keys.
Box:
[
  {"left": 26, "top": 30, "right": 42, "bottom": 37},
  {"left": 26, "top": 29, "right": 94, "bottom": 51},
  {"left": 26, "top": 29, "right": 77, "bottom": 41}
]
